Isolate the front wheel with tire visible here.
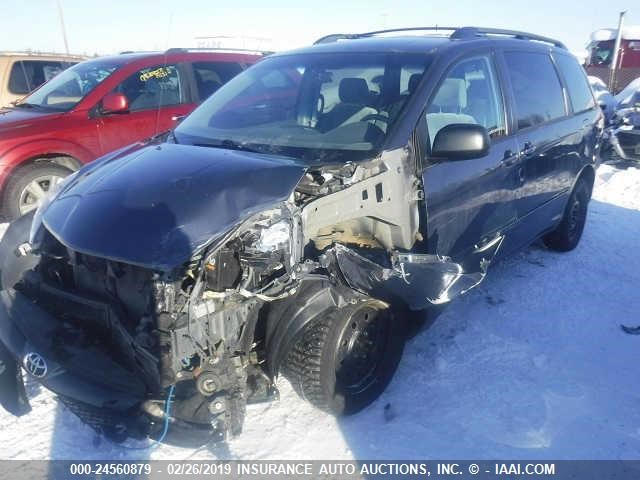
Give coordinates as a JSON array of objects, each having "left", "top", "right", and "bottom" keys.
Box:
[
  {"left": 543, "top": 177, "right": 591, "bottom": 252},
  {"left": 2, "top": 163, "right": 72, "bottom": 220},
  {"left": 283, "top": 300, "right": 406, "bottom": 415}
]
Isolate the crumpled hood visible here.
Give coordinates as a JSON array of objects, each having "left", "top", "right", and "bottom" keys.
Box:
[{"left": 42, "top": 143, "right": 307, "bottom": 271}]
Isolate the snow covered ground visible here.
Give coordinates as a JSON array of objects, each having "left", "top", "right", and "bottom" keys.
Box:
[{"left": 0, "top": 163, "right": 639, "bottom": 461}]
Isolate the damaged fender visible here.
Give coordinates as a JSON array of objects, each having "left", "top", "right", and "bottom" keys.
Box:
[{"left": 330, "top": 235, "right": 503, "bottom": 310}]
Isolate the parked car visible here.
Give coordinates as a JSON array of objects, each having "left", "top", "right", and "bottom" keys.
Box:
[
  {"left": 605, "top": 83, "right": 640, "bottom": 163},
  {"left": 614, "top": 76, "right": 640, "bottom": 107},
  {"left": 0, "top": 49, "right": 262, "bottom": 219},
  {"left": 0, "top": 52, "right": 86, "bottom": 108},
  {"left": 0, "top": 27, "right": 602, "bottom": 442},
  {"left": 588, "top": 75, "right": 616, "bottom": 124}
]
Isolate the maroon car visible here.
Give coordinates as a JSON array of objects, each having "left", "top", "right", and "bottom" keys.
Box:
[{"left": 0, "top": 49, "right": 261, "bottom": 218}]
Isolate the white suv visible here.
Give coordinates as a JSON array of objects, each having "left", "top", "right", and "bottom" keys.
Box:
[{"left": 0, "top": 52, "right": 85, "bottom": 107}]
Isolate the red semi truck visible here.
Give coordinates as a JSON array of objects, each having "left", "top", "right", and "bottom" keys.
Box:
[{"left": 586, "top": 26, "right": 640, "bottom": 94}]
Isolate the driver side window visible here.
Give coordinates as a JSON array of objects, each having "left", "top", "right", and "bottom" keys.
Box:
[
  {"left": 426, "top": 54, "right": 505, "bottom": 149},
  {"left": 113, "top": 64, "right": 184, "bottom": 112}
]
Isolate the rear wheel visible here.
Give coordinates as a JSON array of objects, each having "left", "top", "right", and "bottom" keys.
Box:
[
  {"left": 283, "top": 300, "right": 406, "bottom": 415},
  {"left": 2, "top": 163, "right": 72, "bottom": 220},
  {"left": 543, "top": 177, "right": 591, "bottom": 252}
]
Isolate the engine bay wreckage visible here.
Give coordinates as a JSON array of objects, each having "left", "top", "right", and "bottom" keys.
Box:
[{"left": 0, "top": 140, "right": 502, "bottom": 441}]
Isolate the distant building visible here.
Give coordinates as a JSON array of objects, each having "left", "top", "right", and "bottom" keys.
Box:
[{"left": 194, "top": 35, "right": 274, "bottom": 52}]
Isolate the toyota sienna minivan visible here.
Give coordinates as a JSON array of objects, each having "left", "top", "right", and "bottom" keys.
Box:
[{"left": 0, "top": 27, "right": 602, "bottom": 442}]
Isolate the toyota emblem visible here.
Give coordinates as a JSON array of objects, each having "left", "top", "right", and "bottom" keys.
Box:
[{"left": 24, "top": 352, "right": 47, "bottom": 378}]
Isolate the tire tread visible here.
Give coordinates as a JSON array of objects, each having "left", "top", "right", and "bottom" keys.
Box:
[{"left": 282, "top": 308, "right": 339, "bottom": 412}]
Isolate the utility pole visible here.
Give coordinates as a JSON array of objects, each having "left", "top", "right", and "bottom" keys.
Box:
[
  {"left": 609, "top": 10, "right": 626, "bottom": 92},
  {"left": 56, "top": 0, "right": 70, "bottom": 54}
]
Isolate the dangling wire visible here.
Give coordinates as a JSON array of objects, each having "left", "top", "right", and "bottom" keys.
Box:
[{"left": 119, "top": 384, "right": 175, "bottom": 451}]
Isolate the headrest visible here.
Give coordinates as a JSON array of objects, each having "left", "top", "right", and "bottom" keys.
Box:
[
  {"left": 467, "top": 78, "right": 489, "bottom": 96},
  {"left": 408, "top": 73, "right": 422, "bottom": 94},
  {"left": 145, "top": 77, "right": 160, "bottom": 93},
  {"left": 339, "top": 78, "right": 371, "bottom": 104},
  {"left": 432, "top": 78, "right": 467, "bottom": 109}
]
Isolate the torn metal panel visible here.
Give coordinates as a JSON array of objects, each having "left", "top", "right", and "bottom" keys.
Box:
[
  {"left": 0, "top": 340, "right": 30, "bottom": 416},
  {"left": 331, "top": 235, "right": 503, "bottom": 309},
  {"left": 301, "top": 147, "right": 422, "bottom": 250}
]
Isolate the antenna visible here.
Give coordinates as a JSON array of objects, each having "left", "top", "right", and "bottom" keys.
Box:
[
  {"left": 609, "top": 11, "right": 627, "bottom": 91},
  {"left": 154, "top": 11, "right": 174, "bottom": 138},
  {"left": 55, "top": 0, "right": 70, "bottom": 54}
]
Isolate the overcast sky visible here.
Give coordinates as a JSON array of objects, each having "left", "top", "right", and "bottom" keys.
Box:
[{"left": 0, "top": 0, "right": 636, "bottom": 56}]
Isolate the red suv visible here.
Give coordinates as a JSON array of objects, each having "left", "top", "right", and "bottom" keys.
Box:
[{"left": 0, "top": 49, "right": 261, "bottom": 218}]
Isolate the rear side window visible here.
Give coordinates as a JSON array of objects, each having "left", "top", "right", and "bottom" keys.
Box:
[
  {"left": 8, "top": 60, "right": 73, "bottom": 95},
  {"left": 554, "top": 54, "right": 595, "bottom": 113},
  {"left": 192, "top": 62, "right": 244, "bottom": 100},
  {"left": 504, "top": 52, "right": 565, "bottom": 129}
]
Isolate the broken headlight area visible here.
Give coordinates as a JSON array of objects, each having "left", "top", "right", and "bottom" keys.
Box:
[{"left": 199, "top": 207, "right": 298, "bottom": 295}]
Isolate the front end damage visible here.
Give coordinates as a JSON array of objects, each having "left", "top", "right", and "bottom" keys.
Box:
[
  {"left": 0, "top": 145, "right": 502, "bottom": 441},
  {"left": 605, "top": 107, "right": 640, "bottom": 163}
]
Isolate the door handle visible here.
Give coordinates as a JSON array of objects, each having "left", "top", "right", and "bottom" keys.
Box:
[
  {"left": 502, "top": 149, "right": 517, "bottom": 166},
  {"left": 171, "top": 114, "right": 187, "bottom": 122},
  {"left": 520, "top": 141, "right": 535, "bottom": 156}
]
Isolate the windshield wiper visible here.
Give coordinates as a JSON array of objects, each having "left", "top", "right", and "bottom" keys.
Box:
[
  {"left": 14, "top": 102, "right": 53, "bottom": 111},
  {"left": 14, "top": 102, "right": 36, "bottom": 109},
  {"left": 194, "top": 139, "right": 262, "bottom": 154}
]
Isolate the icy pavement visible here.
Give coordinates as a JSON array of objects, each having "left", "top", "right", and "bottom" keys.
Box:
[{"left": 0, "top": 164, "right": 639, "bottom": 460}]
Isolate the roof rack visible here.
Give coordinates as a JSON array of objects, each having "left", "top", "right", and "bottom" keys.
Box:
[
  {"left": 164, "top": 47, "right": 273, "bottom": 56},
  {"left": 314, "top": 26, "right": 567, "bottom": 50},
  {"left": 451, "top": 27, "right": 567, "bottom": 49},
  {"left": 314, "top": 27, "right": 458, "bottom": 44},
  {"left": 0, "top": 50, "right": 87, "bottom": 58}
]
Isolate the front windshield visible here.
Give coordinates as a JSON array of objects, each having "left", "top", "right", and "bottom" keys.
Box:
[
  {"left": 589, "top": 41, "right": 613, "bottom": 66},
  {"left": 616, "top": 78, "right": 640, "bottom": 108},
  {"left": 17, "top": 59, "right": 121, "bottom": 111},
  {"left": 174, "top": 52, "right": 432, "bottom": 163}
]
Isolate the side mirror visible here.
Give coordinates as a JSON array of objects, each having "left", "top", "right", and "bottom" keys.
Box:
[
  {"left": 101, "top": 92, "right": 129, "bottom": 114},
  {"left": 432, "top": 123, "right": 490, "bottom": 160}
]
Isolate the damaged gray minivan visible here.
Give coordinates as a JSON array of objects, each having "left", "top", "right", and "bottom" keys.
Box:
[{"left": 0, "top": 27, "right": 602, "bottom": 441}]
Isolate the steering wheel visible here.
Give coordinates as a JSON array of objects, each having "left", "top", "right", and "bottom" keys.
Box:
[{"left": 360, "top": 113, "right": 389, "bottom": 124}]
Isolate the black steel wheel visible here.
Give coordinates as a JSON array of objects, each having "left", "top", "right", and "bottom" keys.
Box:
[
  {"left": 283, "top": 300, "right": 406, "bottom": 415},
  {"left": 543, "top": 177, "right": 591, "bottom": 252}
]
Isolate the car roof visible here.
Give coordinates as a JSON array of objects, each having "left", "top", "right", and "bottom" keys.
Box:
[
  {"left": 272, "top": 27, "right": 567, "bottom": 58},
  {"left": 275, "top": 36, "right": 451, "bottom": 56},
  {"left": 0, "top": 51, "right": 87, "bottom": 61},
  {"left": 77, "top": 50, "right": 263, "bottom": 69}
]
